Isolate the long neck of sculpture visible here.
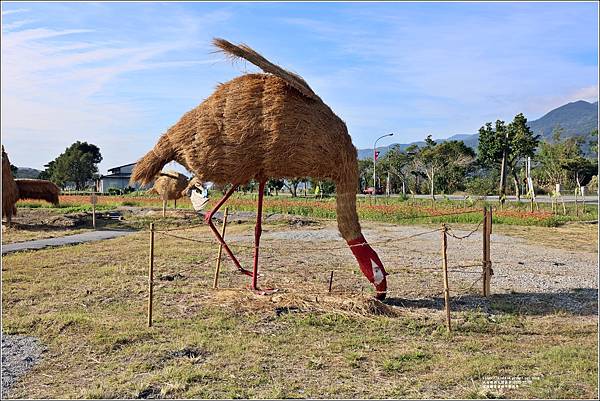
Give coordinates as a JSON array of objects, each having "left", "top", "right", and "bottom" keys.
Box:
[{"left": 335, "top": 164, "right": 388, "bottom": 300}]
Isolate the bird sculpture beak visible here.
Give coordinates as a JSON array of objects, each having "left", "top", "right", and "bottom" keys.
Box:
[{"left": 347, "top": 235, "right": 388, "bottom": 300}]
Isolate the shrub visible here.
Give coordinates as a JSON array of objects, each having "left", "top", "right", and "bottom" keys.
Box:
[{"left": 466, "top": 177, "right": 497, "bottom": 196}]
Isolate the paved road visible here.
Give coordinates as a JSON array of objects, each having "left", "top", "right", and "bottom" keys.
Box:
[{"left": 1, "top": 230, "right": 134, "bottom": 255}]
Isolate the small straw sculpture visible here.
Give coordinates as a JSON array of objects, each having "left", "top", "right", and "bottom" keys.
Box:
[
  {"left": 2, "top": 146, "right": 19, "bottom": 224},
  {"left": 148, "top": 170, "right": 189, "bottom": 201},
  {"left": 2, "top": 146, "right": 61, "bottom": 226},
  {"left": 131, "top": 38, "right": 389, "bottom": 299},
  {"left": 15, "top": 179, "right": 60, "bottom": 205}
]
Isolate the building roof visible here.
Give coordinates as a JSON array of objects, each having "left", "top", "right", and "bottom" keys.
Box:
[
  {"left": 107, "top": 162, "right": 137, "bottom": 173},
  {"left": 99, "top": 174, "right": 133, "bottom": 179}
]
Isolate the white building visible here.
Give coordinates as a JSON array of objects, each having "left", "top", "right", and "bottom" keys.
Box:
[{"left": 97, "top": 163, "right": 152, "bottom": 193}]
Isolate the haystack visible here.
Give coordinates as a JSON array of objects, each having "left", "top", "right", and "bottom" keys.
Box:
[
  {"left": 2, "top": 146, "right": 19, "bottom": 223},
  {"left": 15, "top": 179, "right": 60, "bottom": 205},
  {"left": 2, "top": 147, "right": 61, "bottom": 226},
  {"left": 149, "top": 170, "right": 189, "bottom": 200},
  {"left": 130, "top": 38, "right": 389, "bottom": 299}
]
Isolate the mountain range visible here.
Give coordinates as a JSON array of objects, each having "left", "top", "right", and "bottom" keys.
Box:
[{"left": 357, "top": 100, "right": 599, "bottom": 159}]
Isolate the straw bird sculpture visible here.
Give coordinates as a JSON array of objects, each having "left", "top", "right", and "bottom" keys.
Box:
[
  {"left": 2, "top": 146, "right": 19, "bottom": 225},
  {"left": 131, "top": 39, "right": 388, "bottom": 299},
  {"left": 2, "top": 146, "right": 60, "bottom": 226},
  {"left": 148, "top": 170, "right": 189, "bottom": 214}
]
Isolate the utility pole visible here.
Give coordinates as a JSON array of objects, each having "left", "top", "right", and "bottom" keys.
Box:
[
  {"left": 373, "top": 133, "right": 394, "bottom": 195},
  {"left": 499, "top": 129, "right": 509, "bottom": 205}
]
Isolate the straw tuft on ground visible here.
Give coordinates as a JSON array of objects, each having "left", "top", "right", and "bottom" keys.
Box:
[{"left": 205, "top": 289, "right": 400, "bottom": 319}]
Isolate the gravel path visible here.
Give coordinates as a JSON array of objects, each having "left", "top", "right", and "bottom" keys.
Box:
[
  {"left": 231, "top": 223, "right": 598, "bottom": 314},
  {"left": 264, "top": 224, "right": 598, "bottom": 292},
  {"left": 1, "top": 335, "right": 45, "bottom": 398},
  {"left": 1, "top": 230, "right": 134, "bottom": 254}
]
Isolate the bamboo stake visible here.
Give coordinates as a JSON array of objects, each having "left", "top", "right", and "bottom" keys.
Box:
[
  {"left": 91, "top": 192, "right": 96, "bottom": 229},
  {"left": 482, "top": 207, "right": 489, "bottom": 296},
  {"left": 483, "top": 207, "right": 493, "bottom": 296},
  {"left": 213, "top": 207, "right": 229, "bottom": 289},
  {"left": 328, "top": 271, "right": 334, "bottom": 293},
  {"left": 441, "top": 224, "right": 451, "bottom": 332},
  {"left": 147, "top": 223, "right": 155, "bottom": 327}
]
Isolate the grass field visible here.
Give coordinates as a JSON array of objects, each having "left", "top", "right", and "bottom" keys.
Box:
[
  {"left": 16, "top": 192, "right": 598, "bottom": 227},
  {"left": 2, "top": 215, "right": 597, "bottom": 399}
]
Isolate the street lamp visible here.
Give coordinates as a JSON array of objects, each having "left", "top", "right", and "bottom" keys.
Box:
[{"left": 373, "top": 133, "right": 394, "bottom": 195}]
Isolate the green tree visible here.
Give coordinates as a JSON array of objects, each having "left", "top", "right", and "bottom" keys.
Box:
[
  {"left": 358, "top": 159, "right": 374, "bottom": 191},
  {"left": 40, "top": 141, "right": 102, "bottom": 189},
  {"left": 267, "top": 178, "right": 285, "bottom": 196},
  {"left": 283, "top": 178, "right": 303, "bottom": 197},
  {"left": 414, "top": 136, "right": 474, "bottom": 200},
  {"left": 589, "top": 128, "right": 598, "bottom": 157},
  {"left": 477, "top": 113, "right": 539, "bottom": 201},
  {"left": 380, "top": 145, "right": 414, "bottom": 195},
  {"left": 10, "top": 163, "right": 18, "bottom": 177},
  {"left": 536, "top": 128, "right": 576, "bottom": 189}
]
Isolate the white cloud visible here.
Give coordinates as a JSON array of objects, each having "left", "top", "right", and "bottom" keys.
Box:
[
  {"left": 1, "top": 8, "right": 29, "bottom": 16},
  {"left": 1, "top": 16, "right": 226, "bottom": 169}
]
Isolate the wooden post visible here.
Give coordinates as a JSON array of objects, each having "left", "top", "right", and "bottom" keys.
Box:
[
  {"left": 213, "top": 207, "right": 229, "bottom": 289},
  {"left": 482, "top": 207, "right": 492, "bottom": 296},
  {"left": 162, "top": 199, "right": 166, "bottom": 218},
  {"left": 328, "top": 271, "right": 334, "bottom": 293},
  {"left": 441, "top": 224, "right": 451, "bottom": 332},
  {"left": 174, "top": 198, "right": 177, "bottom": 209},
  {"left": 148, "top": 223, "right": 155, "bottom": 327},
  {"left": 91, "top": 192, "right": 97, "bottom": 229}
]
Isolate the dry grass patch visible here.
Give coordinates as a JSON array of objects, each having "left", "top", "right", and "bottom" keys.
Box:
[{"left": 2, "top": 220, "right": 597, "bottom": 399}]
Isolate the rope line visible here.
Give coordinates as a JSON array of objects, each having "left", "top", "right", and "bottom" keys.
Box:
[
  {"left": 145, "top": 208, "right": 483, "bottom": 234},
  {"left": 446, "top": 219, "right": 484, "bottom": 240},
  {"left": 387, "top": 209, "right": 481, "bottom": 220},
  {"left": 153, "top": 222, "right": 206, "bottom": 232},
  {"left": 156, "top": 227, "right": 444, "bottom": 252}
]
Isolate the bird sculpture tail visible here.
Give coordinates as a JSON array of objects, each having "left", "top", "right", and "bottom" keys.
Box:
[
  {"left": 213, "top": 38, "right": 321, "bottom": 102},
  {"left": 130, "top": 133, "right": 176, "bottom": 186}
]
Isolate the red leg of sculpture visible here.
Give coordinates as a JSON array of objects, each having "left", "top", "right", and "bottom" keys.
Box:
[
  {"left": 252, "top": 181, "right": 266, "bottom": 290},
  {"left": 205, "top": 184, "right": 252, "bottom": 276}
]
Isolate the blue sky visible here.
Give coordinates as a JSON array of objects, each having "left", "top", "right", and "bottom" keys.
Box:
[{"left": 1, "top": 1, "right": 598, "bottom": 173}]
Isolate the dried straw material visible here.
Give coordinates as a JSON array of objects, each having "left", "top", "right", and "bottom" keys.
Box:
[
  {"left": 212, "top": 38, "right": 321, "bottom": 102},
  {"left": 148, "top": 170, "right": 189, "bottom": 200},
  {"left": 2, "top": 146, "right": 19, "bottom": 222},
  {"left": 131, "top": 38, "right": 362, "bottom": 240},
  {"left": 2, "top": 148, "right": 61, "bottom": 224},
  {"left": 15, "top": 179, "right": 60, "bottom": 205},
  {"left": 131, "top": 38, "right": 389, "bottom": 297}
]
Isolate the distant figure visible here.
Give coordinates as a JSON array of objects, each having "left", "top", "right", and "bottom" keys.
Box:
[{"left": 182, "top": 177, "right": 210, "bottom": 211}]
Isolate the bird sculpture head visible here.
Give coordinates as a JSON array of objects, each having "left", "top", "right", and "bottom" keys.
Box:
[{"left": 347, "top": 235, "right": 388, "bottom": 300}]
